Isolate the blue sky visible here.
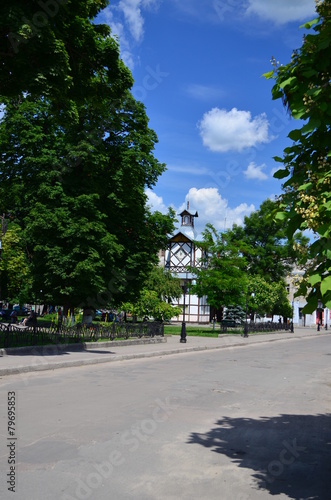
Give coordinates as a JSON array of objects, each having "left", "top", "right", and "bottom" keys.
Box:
[{"left": 98, "top": 0, "right": 317, "bottom": 238}]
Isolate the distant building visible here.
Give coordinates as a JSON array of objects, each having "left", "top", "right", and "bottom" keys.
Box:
[
  {"left": 159, "top": 202, "right": 210, "bottom": 323},
  {"left": 286, "top": 268, "right": 330, "bottom": 328}
]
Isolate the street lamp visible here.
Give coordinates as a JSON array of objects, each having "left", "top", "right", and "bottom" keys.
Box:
[
  {"left": 244, "top": 291, "right": 254, "bottom": 338},
  {"left": 317, "top": 300, "right": 323, "bottom": 331},
  {"left": 180, "top": 283, "right": 188, "bottom": 343},
  {"left": 290, "top": 300, "right": 294, "bottom": 333}
]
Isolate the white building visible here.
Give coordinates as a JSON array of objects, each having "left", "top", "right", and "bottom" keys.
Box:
[
  {"left": 159, "top": 203, "right": 210, "bottom": 323},
  {"left": 287, "top": 269, "right": 330, "bottom": 328}
]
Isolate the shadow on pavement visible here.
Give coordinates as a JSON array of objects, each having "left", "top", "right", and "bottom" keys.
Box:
[
  {"left": 188, "top": 413, "right": 331, "bottom": 499},
  {"left": 4, "top": 346, "right": 115, "bottom": 356}
]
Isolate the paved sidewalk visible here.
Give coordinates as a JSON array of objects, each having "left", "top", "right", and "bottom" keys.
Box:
[{"left": 0, "top": 327, "right": 328, "bottom": 376}]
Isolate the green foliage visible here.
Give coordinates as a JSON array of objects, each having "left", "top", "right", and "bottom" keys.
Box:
[
  {"left": 248, "top": 276, "right": 291, "bottom": 318},
  {"left": 224, "top": 305, "right": 245, "bottom": 324},
  {"left": 121, "top": 266, "right": 182, "bottom": 321},
  {"left": 229, "top": 199, "right": 309, "bottom": 282},
  {"left": 0, "top": 223, "right": 32, "bottom": 303},
  {"left": 0, "top": 1, "right": 132, "bottom": 119},
  {"left": 193, "top": 201, "right": 301, "bottom": 319},
  {"left": 0, "top": 3, "right": 176, "bottom": 310},
  {"left": 191, "top": 224, "right": 248, "bottom": 309},
  {"left": 264, "top": 0, "right": 331, "bottom": 312},
  {"left": 143, "top": 265, "right": 182, "bottom": 302}
]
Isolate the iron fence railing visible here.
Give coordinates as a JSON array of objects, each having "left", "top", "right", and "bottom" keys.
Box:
[
  {"left": 0, "top": 321, "right": 164, "bottom": 349},
  {"left": 242, "top": 322, "right": 290, "bottom": 333},
  {"left": 220, "top": 321, "right": 291, "bottom": 333}
]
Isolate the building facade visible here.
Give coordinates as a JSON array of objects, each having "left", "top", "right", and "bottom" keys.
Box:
[
  {"left": 287, "top": 268, "right": 330, "bottom": 328},
  {"left": 159, "top": 203, "right": 210, "bottom": 323}
]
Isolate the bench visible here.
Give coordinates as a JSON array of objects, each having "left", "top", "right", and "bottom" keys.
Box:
[{"left": 220, "top": 320, "right": 237, "bottom": 332}]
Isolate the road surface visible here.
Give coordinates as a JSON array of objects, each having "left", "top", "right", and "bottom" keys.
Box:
[{"left": 0, "top": 335, "right": 330, "bottom": 499}]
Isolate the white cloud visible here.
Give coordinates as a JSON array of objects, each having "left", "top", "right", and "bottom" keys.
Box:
[
  {"left": 246, "top": 0, "right": 316, "bottom": 25},
  {"left": 179, "top": 187, "right": 255, "bottom": 237},
  {"left": 118, "top": 0, "right": 144, "bottom": 42},
  {"left": 145, "top": 188, "right": 169, "bottom": 214},
  {"left": 118, "top": 0, "right": 160, "bottom": 42},
  {"left": 101, "top": 1, "right": 159, "bottom": 68},
  {"left": 167, "top": 164, "right": 211, "bottom": 176},
  {"left": 146, "top": 187, "right": 255, "bottom": 239},
  {"left": 244, "top": 162, "right": 268, "bottom": 181},
  {"left": 198, "top": 107, "right": 271, "bottom": 153},
  {"left": 186, "top": 84, "right": 225, "bottom": 101}
]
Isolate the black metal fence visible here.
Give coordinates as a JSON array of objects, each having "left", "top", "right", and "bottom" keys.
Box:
[
  {"left": 220, "top": 321, "right": 291, "bottom": 334},
  {"left": 0, "top": 321, "right": 164, "bottom": 349},
  {"left": 242, "top": 322, "right": 290, "bottom": 333}
]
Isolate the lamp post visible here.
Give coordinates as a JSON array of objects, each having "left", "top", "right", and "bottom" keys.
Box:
[
  {"left": 244, "top": 295, "right": 249, "bottom": 337},
  {"left": 290, "top": 300, "right": 294, "bottom": 333},
  {"left": 317, "top": 300, "right": 323, "bottom": 331},
  {"left": 244, "top": 291, "right": 249, "bottom": 337},
  {"left": 244, "top": 291, "right": 254, "bottom": 337},
  {"left": 180, "top": 283, "right": 188, "bottom": 343}
]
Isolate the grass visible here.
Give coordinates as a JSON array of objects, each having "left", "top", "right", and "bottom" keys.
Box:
[{"left": 164, "top": 324, "right": 242, "bottom": 337}]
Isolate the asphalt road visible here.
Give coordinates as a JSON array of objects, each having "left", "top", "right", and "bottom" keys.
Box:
[{"left": 0, "top": 335, "right": 330, "bottom": 500}]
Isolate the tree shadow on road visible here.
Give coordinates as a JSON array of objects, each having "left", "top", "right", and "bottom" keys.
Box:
[
  {"left": 188, "top": 413, "right": 331, "bottom": 499},
  {"left": 5, "top": 345, "right": 115, "bottom": 356}
]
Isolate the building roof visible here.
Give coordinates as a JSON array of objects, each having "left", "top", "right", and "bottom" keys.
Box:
[{"left": 168, "top": 231, "right": 193, "bottom": 243}]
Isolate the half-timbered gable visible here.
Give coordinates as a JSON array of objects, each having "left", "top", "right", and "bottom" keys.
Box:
[{"left": 160, "top": 202, "right": 209, "bottom": 323}]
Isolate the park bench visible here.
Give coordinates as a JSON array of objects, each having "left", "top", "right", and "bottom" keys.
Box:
[{"left": 220, "top": 320, "right": 237, "bottom": 332}]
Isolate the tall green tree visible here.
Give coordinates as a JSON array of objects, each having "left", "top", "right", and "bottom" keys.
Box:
[
  {"left": 0, "top": 1, "right": 132, "bottom": 118},
  {"left": 121, "top": 265, "right": 182, "bottom": 322},
  {"left": 143, "top": 265, "right": 183, "bottom": 303},
  {"left": 229, "top": 199, "right": 309, "bottom": 283},
  {"left": 191, "top": 224, "right": 248, "bottom": 311},
  {"left": 0, "top": 94, "right": 175, "bottom": 312},
  {"left": 0, "top": 224, "right": 32, "bottom": 304},
  {"left": 247, "top": 275, "right": 292, "bottom": 319},
  {"left": 0, "top": 3, "right": 176, "bottom": 313},
  {"left": 264, "top": 0, "right": 331, "bottom": 312}
]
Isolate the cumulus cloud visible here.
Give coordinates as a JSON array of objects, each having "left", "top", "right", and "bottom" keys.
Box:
[
  {"left": 244, "top": 162, "right": 268, "bottom": 181},
  {"left": 246, "top": 0, "right": 316, "bottom": 25},
  {"left": 198, "top": 107, "right": 271, "bottom": 153},
  {"left": 145, "top": 188, "right": 169, "bottom": 214},
  {"left": 146, "top": 187, "right": 255, "bottom": 239},
  {"left": 179, "top": 187, "right": 255, "bottom": 236}
]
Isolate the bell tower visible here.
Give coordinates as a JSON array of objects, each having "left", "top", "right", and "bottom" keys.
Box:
[
  {"left": 163, "top": 202, "right": 209, "bottom": 324},
  {"left": 179, "top": 201, "right": 198, "bottom": 229}
]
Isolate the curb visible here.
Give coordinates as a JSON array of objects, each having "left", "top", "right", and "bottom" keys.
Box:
[
  {"left": 0, "top": 332, "right": 326, "bottom": 377},
  {"left": 0, "top": 336, "right": 166, "bottom": 357}
]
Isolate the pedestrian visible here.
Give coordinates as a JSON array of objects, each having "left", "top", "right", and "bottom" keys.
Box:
[
  {"left": 58, "top": 307, "right": 63, "bottom": 325},
  {"left": 10, "top": 309, "right": 17, "bottom": 324},
  {"left": 21, "top": 310, "right": 35, "bottom": 326}
]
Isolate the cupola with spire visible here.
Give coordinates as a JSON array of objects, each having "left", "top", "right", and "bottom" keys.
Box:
[{"left": 179, "top": 201, "right": 198, "bottom": 229}]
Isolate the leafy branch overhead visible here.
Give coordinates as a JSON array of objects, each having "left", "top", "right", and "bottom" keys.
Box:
[{"left": 263, "top": 0, "right": 331, "bottom": 313}]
